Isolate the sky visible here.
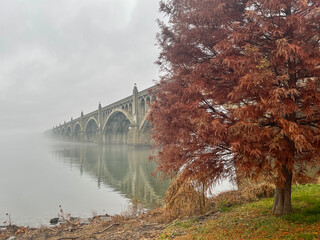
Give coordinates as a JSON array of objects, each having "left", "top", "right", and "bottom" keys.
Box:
[{"left": 0, "top": 0, "right": 161, "bottom": 133}]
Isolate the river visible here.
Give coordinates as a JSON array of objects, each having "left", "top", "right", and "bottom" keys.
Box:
[{"left": 0, "top": 132, "right": 168, "bottom": 227}]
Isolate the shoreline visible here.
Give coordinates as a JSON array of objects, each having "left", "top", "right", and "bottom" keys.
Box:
[
  {"left": 1, "top": 182, "right": 319, "bottom": 239},
  {"left": 0, "top": 208, "right": 167, "bottom": 240}
]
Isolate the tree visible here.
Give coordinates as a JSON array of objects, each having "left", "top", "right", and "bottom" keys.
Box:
[{"left": 150, "top": 0, "right": 320, "bottom": 216}]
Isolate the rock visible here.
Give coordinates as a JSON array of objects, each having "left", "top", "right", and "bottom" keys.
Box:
[
  {"left": 7, "top": 236, "right": 16, "bottom": 240},
  {"left": 49, "top": 218, "right": 59, "bottom": 225}
]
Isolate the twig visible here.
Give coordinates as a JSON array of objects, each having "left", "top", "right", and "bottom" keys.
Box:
[
  {"left": 93, "top": 223, "right": 120, "bottom": 234},
  {"left": 141, "top": 223, "right": 158, "bottom": 227},
  {"left": 46, "top": 227, "right": 58, "bottom": 232},
  {"left": 56, "top": 236, "right": 83, "bottom": 240},
  {"left": 66, "top": 219, "right": 80, "bottom": 226},
  {"left": 93, "top": 214, "right": 110, "bottom": 219}
]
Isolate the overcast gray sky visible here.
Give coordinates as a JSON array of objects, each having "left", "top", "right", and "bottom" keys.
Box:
[{"left": 0, "top": 0, "right": 161, "bottom": 133}]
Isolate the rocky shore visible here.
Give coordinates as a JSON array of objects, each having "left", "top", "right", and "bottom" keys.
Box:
[{"left": 0, "top": 209, "right": 167, "bottom": 240}]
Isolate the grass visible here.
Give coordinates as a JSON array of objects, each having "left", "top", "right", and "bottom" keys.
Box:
[
  {"left": 157, "top": 184, "right": 320, "bottom": 240},
  {"left": 284, "top": 184, "right": 320, "bottom": 224}
]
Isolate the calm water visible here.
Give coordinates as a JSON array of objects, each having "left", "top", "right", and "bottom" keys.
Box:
[{"left": 0, "top": 132, "right": 168, "bottom": 227}]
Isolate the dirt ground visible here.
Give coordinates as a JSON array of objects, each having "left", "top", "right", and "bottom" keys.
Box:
[{"left": 0, "top": 210, "right": 168, "bottom": 240}]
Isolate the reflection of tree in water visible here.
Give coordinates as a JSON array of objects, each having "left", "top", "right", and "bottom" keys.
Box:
[{"left": 52, "top": 143, "right": 169, "bottom": 209}]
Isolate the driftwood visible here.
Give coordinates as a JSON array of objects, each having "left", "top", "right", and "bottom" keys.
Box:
[
  {"left": 93, "top": 214, "right": 110, "bottom": 219},
  {"left": 93, "top": 223, "right": 120, "bottom": 234},
  {"left": 56, "top": 237, "right": 82, "bottom": 240}
]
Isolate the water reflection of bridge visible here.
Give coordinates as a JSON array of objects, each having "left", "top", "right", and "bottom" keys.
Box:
[{"left": 52, "top": 143, "right": 168, "bottom": 209}]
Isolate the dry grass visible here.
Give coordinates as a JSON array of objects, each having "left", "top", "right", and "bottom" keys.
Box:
[
  {"left": 161, "top": 175, "right": 276, "bottom": 223},
  {"left": 161, "top": 177, "right": 208, "bottom": 222},
  {"left": 210, "top": 182, "right": 275, "bottom": 209}
]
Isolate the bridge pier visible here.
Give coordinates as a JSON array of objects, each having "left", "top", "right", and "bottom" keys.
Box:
[
  {"left": 127, "top": 125, "right": 139, "bottom": 145},
  {"left": 96, "top": 130, "right": 102, "bottom": 144}
]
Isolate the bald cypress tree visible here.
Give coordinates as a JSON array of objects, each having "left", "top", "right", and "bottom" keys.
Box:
[{"left": 150, "top": 0, "right": 320, "bottom": 215}]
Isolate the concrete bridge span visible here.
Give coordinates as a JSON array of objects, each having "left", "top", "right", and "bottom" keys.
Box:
[{"left": 52, "top": 84, "right": 153, "bottom": 145}]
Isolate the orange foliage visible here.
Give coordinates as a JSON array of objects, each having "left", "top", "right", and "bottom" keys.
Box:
[{"left": 150, "top": 0, "right": 320, "bottom": 214}]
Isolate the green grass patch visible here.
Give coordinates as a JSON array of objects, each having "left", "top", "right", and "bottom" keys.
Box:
[
  {"left": 158, "top": 184, "right": 320, "bottom": 240},
  {"left": 293, "top": 232, "right": 319, "bottom": 240},
  {"left": 283, "top": 184, "right": 320, "bottom": 224},
  {"left": 218, "top": 200, "right": 232, "bottom": 212},
  {"left": 173, "top": 219, "right": 197, "bottom": 229}
]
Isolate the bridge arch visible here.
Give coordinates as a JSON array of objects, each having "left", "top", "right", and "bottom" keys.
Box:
[
  {"left": 73, "top": 122, "right": 82, "bottom": 133},
  {"left": 84, "top": 117, "right": 99, "bottom": 142},
  {"left": 139, "top": 98, "right": 146, "bottom": 117},
  {"left": 102, "top": 109, "right": 133, "bottom": 144},
  {"left": 145, "top": 96, "right": 151, "bottom": 112},
  {"left": 139, "top": 111, "right": 150, "bottom": 132},
  {"left": 73, "top": 122, "right": 82, "bottom": 140},
  {"left": 60, "top": 127, "right": 65, "bottom": 135},
  {"left": 102, "top": 108, "right": 133, "bottom": 132},
  {"left": 66, "top": 125, "right": 72, "bottom": 136},
  {"left": 129, "top": 103, "right": 132, "bottom": 113}
]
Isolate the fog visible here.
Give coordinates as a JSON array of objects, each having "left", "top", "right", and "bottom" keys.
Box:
[
  {"left": 0, "top": 0, "right": 161, "bottom": 133},
  {"left": 0, "top": 1, "right": 240, "bottom": 228}
]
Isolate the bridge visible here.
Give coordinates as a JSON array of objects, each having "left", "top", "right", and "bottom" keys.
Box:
[{"left": 52, "top": 84, "right": 153, "bottom": 145}]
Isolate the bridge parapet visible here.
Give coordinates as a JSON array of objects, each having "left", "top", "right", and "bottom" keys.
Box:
[{"left": 52, "top": 84, "right": 154, "bottom": 146}]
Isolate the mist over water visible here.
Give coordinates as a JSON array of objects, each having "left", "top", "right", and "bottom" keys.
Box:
[{"left": 0, "top": 131, "right": 168, "bottom": 227}]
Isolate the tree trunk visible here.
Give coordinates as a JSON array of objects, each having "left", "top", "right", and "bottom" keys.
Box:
[{"left": 272, "top": 164, "right": 293, "bottom": 216}]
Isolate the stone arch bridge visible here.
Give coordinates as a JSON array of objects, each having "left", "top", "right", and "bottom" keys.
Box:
[{"left": 52, "top": 84, "right": 153, "bottom": 145}]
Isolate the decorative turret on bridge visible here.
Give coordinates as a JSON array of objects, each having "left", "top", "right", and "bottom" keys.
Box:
[{"left": 52, "top": 84, "right": 154, "bottom": 146}]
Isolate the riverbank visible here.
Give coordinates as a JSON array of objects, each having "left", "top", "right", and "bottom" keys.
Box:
[
  {"left": 0, "top": 208, "right": 167, "bottom": 240},
  {"left": 1, "top": 183, "right": 319, "bottom": 239}
]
